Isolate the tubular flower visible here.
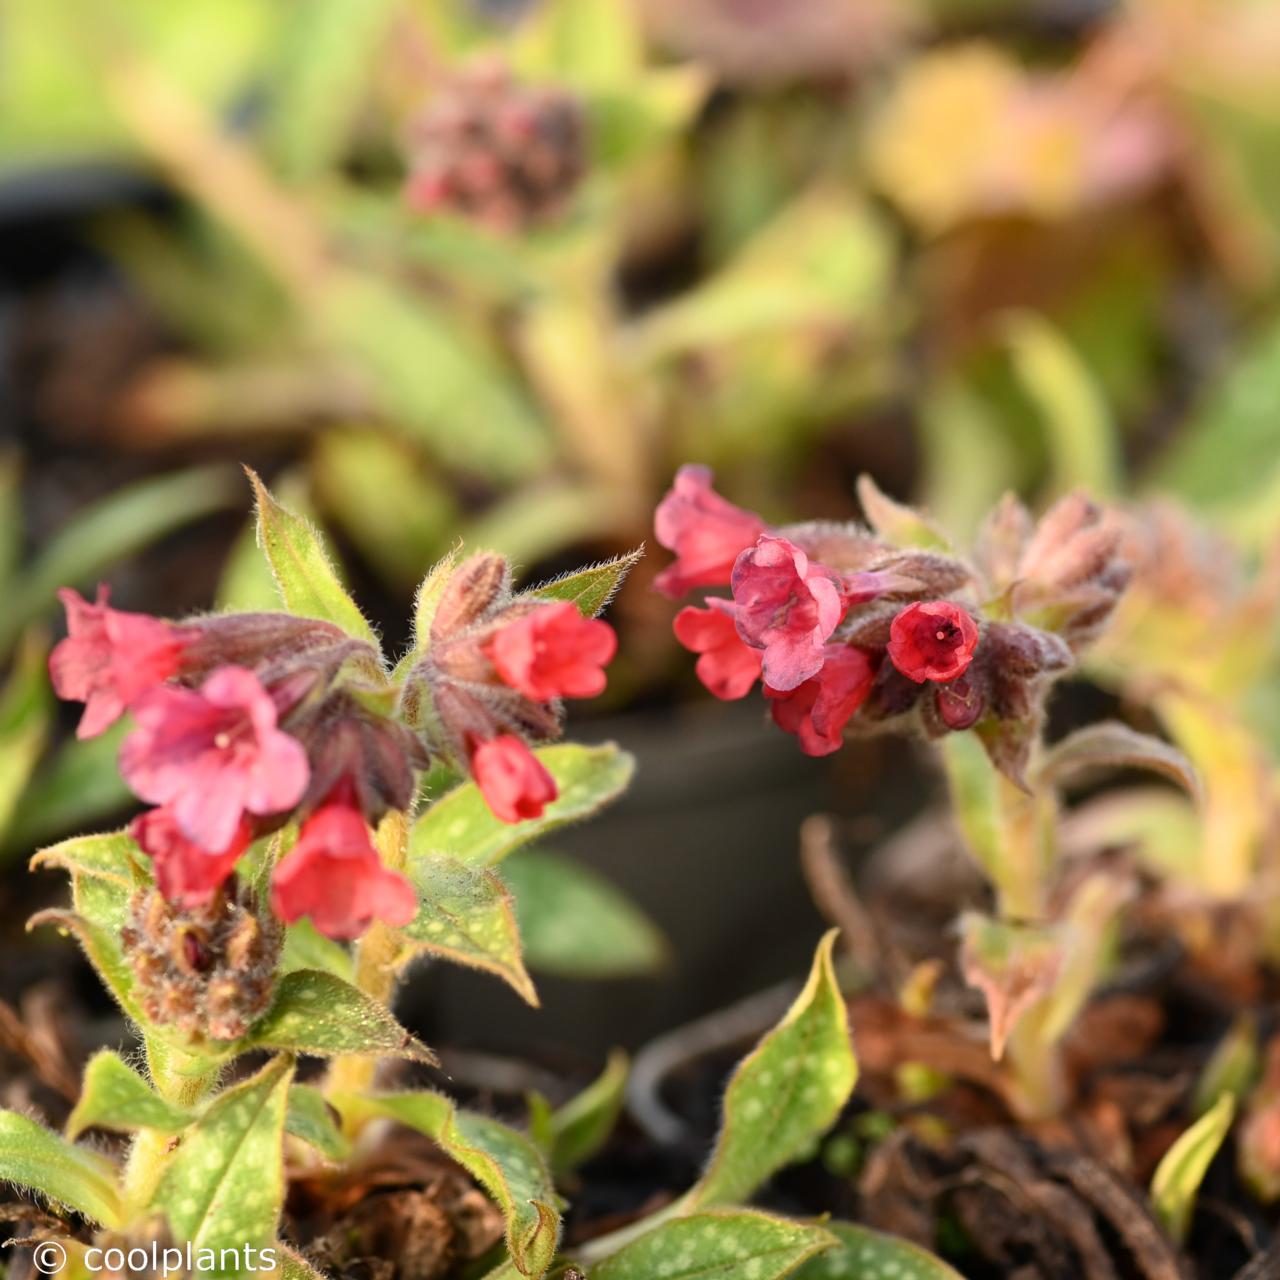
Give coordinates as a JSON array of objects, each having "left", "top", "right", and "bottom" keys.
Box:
[
  {"left": 131, "top": 807, "right": 253, "bottom": 910},
  {"left": 654, "top": 465, "right": 768, "bottom": 599},
  {"left": 469, "top": 734, "right": 558, "bottom": 824},
  {"left": 486, "top": 601, "right": 617, "bottom": 701},
  {"left": 766, "top": 646, "right": 877, "bottom": 756},
  {"left": 50, "top": 586, "right": 197, "bottom": 739},
  {"left": 120, "top": 666, "right": 310, "bottom": 852},
  {"left": 887, "top": 601, "right": 980, "bottom": 684},
  {"left": 271, "top": 795, "right": 416, "bottom": 941},
  {"left": 672, "top": 601, "right": 762, "bottom": 700},
  {"left": 731, "top": 536, "right": 844, "bottom": 691}
]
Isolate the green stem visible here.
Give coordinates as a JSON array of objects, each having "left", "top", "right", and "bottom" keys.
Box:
[
  {"left": 325, "top": 812, "right": 410, "bottom": 1106},
  {"left": 1005, "top": 1003, "right": 1065, "bottom": 1122}
]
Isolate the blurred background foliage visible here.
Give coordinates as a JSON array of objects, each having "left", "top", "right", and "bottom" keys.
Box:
[{"left": 3, "top": 0, "right": 1280, "bottom": 907}]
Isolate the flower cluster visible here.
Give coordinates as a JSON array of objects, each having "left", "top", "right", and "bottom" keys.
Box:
[
  {"left": 657, "top": 467, "right": 1130, "bottom": 780},
  {"left": 404, "top": 59, "right": 587, "bottom": 233},
  {"left": 49, "top": 561, "right": 616, "bottom": 940}
]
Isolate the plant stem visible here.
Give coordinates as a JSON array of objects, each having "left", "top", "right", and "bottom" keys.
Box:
[
  {"left": 325, "top": 812, "right": 410, "bottom": 1104},
  {"left": 1005, "top": 1003, "right": 1065, "bottom": 1122}
]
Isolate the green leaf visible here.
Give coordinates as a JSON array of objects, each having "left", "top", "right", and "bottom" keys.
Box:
[
  {"left": 29, "top": 832, "right": 147, "bottom": 1021},
  {"left": 339, "top": 1092, "right": 559, "bottom": 1278},
  {"left": 1003, "top": 312, "right": 1120, "bottom": 498},
  {"left": 316, "top": 273, "right": 551, "bottom": 483},
  {"left": 260, "top": 0, "right": 399, "bottom": 180},
  {"left": 244, "top": 970, "right": 434, "bottom": 1062},
  {"left": 0, "top": 464, "right": 240, "bottom": 653},
  {"left": 154, "top": 1056, "right": 294, "bottom": 1269},
  {"left": 0, "top": 1111, "right": 123, "bottom": 1227},
  {"left": 408, "top": 744, "right": 634, "bottom": 870},
  {"left": 1036, "top": 722, "right": 1200, "bottom": 801},
  {"left": 280, "top": 920, "right": 353, "bottom": 982},
  {"left": 548, "top": 1049, "right": 628, "bottom": 1177},
  {"left": 792, "top": 1222, "right": 963, "bottom": 1280},
  {"left": 512, "top": 0, "right": 645, "bottom": 89},
  {"left": 1194, "top": 1016, "right": 1260, "bottom": 1117},
  {"left": 0, "top": 629, "right": 53, "bottom": 843},
  {"left": 503, "top": 849, "right": 667, "bottom": 979},
  {"left": 588, "top": 1210, "right": 836, "bottom": 1280},
  {"left": 247, "top": 469, "right": 380, "bottom": 650},
  {"left": 687, "top": 931, "right": 857, "bottom": 1208},
  {"left": 66, "top": 1051, "right": 194, "bottom": 1139},
  {"left": 399, "top": 856, "right": 537, "bottom": 1006},
  {"left": 855, "top": 474, "right": 952, "bottom": 552},
  {"left": 286, "top": 1085, "right": 351, "bottom": 1163},
  {"left": 1151, "top": 1091, "right": 1236, "bottom": 1245},
  {"left": 528, "top": 549, "right": 642, "bottom": 618}
]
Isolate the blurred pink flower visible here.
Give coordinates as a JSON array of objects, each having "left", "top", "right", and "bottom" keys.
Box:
[
  {"left": 673, "top": 600, "right": 763, "bottom": 699},
  {"left": 766, "top": 645, "right": 877, "bottom": 756},
  {"left": 486, "top": 601, "right": 617, "bottom": 700},
  {"left": 469, "top": 734, "right": 558, "bottom": 824}
]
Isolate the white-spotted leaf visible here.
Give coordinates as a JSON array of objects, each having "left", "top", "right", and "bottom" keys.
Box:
[
  {"left": 792, "top": 1221, "right": 964, "bottom": 1279},
  {"left": 66, "top": 1051, "right": 194, "bottom": 1139}
]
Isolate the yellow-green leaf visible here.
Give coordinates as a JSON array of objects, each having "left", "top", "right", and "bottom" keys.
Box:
[
  {"left": 1151, "top": 1091, "right": 1236, "bottom": 1245},
  {"left": 408, "top": 743, "right": 634, "bottom": 869},
  {"left": 67, "top": 1051, "right": 194, "bottom": 1139},
  {"left": 687, "top": 931, "right": 857, "bottom": 1208},
  {"left": 0, "top": 1110, "right": 123, "bottom": 1227},
  {"left": 548, "top": 1049, "right": 628, "bottom": 1177}
]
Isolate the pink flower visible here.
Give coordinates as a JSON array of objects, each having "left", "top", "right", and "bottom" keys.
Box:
[
  {"left": 469, "top": 734, "right": 557, "bottom": 823},
  {"left": 132, "top": 806, "right": 251, "bottom": 909},
  {"left": 486, "top": 601, "right": 617, "bottom": 700},
  {"left": 672, "top": 602, "right": 762, "bottom": 699},
  {"left": 49, "top": 586, "right": 195, "bottom": 739},
  {"left": 271, "top": 800, "right": 416, "bottom": 940},
  {"left": 730, "top": 537, "right": 844, "bottom": 691},
  {"left": 120, "top": 666, "right": 310, "bottom": 853},
  {"left": 766, "top": 646, "right": 877, "bottom": 757},
  {"left": 654, "top": 465, "right": 767, "bottom": 599},
  {"left": 888, "top": 601, "right": 980, "bottom": 684}
]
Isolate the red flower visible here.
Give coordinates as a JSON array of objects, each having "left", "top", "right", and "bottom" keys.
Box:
[
  {"left": 730, "top": 536, "right": 844, "bottom": 691},
  {"left": 120, "top": 666, "right": 310, "bottom": 853},
  {"left": 49, "top": 586, "right": 195, "bottom": 739},
  {"left": 271, "top": 801, "right": 416, "bottom": 940},
  {"left": 654, "top": 465, "right": 767, "bottom": 599},
  {"left": 672, "top": 601, "right": 762, "bottom": 700},
  {"left": 887, "top": 601, "right": 980, "bottom": 684},
  {"left": 934, "top": 674, "right": 984, "bottom": 730},
  {"left": 469, "top": 734, "right": 557, "bottom": 823},
  {"left": 131, "top": 807, "right": 252, "bottom": 909},
  {"left": 487, "top": 601, "right": 617, "bottom": 700},
  {"left": 766, "top": 646, "right": 876, "bottom": 756}
]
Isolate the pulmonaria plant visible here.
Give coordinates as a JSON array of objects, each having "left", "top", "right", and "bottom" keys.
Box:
[
  {"left": 659, "top": 465, "right": 1128, "bottom": 784},
  {"left": 1, "top": 474, "right": 646, "bottom": 1280}
]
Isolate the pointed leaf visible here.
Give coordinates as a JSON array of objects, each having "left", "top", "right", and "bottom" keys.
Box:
[
  {"left": 503, "top": 849, "right": 667, "bottom": 979},
  {"left": 687, "top": 931, "right": 857, "bottom": 1209},
  {"left": 589, "top": 1211, "right": 836, "bottom": 1280},
  {"left": 244, "top": 970, "right": 434, "bottom": 1062},
  {"left": 1151, "top": 1091, "right": 1236, "bottom": 1245},
  {"left": 528, "top": 550, "right": 642, "bottom": 618},
  {"left": 1037, "top": 722, "right": 1200, "bottom": 800},
  {"left": 247, "top": 469, "right": 380, "bottom": 650},
  {"left": 399, "top": 856, "right": 537, "bottom": 1005},
  {"left": 0, "top": 1111, "right": 123, "bottom": 1227},
  {"left": 338, "top": 1091, "right": 559, "bottom": 1278},
  {"left": 408, "top": 744, "right": 634, "bottom": 869},
  {"left": 154, "top": 1056, "right": 294, "bottom": 1267},
  {"left": 792, "top": 1222, "right": 963, "bottom": 1279},
  {"left": 856, "top": 474, "right": 952, "bottom": 551},
  {"left": 66, "top": 1051, "right": 194, "bottom": 1139},
  {"left": 410, "top": 547, "right": 462, "bottom": 657},
  {"left": 285, "top": 1086, "right": 351, "bottom": 1163},
  {"left": 548, "top": 1050, "right": 628, "bottom": 1177}
]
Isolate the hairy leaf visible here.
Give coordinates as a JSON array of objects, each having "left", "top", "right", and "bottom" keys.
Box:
[
  {"left": 503, "top": 849, "right": 667, "bottom": 979},
  {"left": 247, "top": 469, "right": 379, "bottom": 650},
  {"left": 154, "top": 1056, "right": 294, "bottom": 1268},
  {"left": 67, "top": 1051, "right": 193, "bottom": 1139},
  {"left": 408, "top": 744, "right": 634, "bottom": 869},
  {"left": 0, "top": 1111, "right": 123, "bottom": 1227},
  {"left": 244, "top": 970, "right": 434, "bottom": 1062},
  {"left": 687, "top": 931, "right": 857, "bottom": 1208},
  {"left": 399, "top": 855, "right": 537, "bottom": 1005},
  {"left": 792, "top": 1222, "right": 963, "bottom": 1279},
  {"left": 338, "top": 1092, "right": 559, "bottom": 1278},
  {"left": 528, "top": 550, "right": 642, "bottom": 618},
  {"left": 589, "top": 1210, "right": 835, "bottom": 1280},
  {"left": 856, "top": 474, "right": 952, "bottom": 551}
]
